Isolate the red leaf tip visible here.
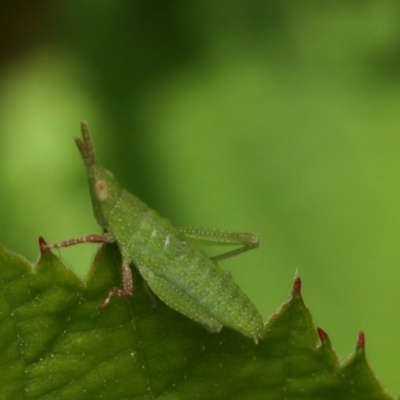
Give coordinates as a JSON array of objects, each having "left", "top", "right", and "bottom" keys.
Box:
[
  {"left": 317, "top": 327, "right": 328, "bottom": 342},
  {"left": 292, "top": 277, "right": 301, "bottom": 295},
  {"left": 38, "top": 236, "right": 48, "bottom": 251},
  {"left": 357, "top": 331, "right": 365, "bottom": 349}
]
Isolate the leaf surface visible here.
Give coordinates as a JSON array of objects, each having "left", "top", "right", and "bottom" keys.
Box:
[{"left": 0, "top": 243, "right": 393, "bottom": 399}]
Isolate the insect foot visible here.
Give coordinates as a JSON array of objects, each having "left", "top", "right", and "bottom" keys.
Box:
[{"left": 98, "top": 261, "right": 133, "bottom": 309}]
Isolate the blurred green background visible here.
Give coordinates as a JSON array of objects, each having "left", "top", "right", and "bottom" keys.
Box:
[{"left": 0, "top": 0, "right": 400, "bottom": 394}]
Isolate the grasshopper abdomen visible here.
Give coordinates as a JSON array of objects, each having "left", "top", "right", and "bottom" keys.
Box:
[{"left": 107, "top": 189, "right": 264, "bottom": 341}]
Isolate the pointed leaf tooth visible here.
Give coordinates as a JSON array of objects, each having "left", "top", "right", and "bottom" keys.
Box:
[
  {"left": 317, "top": 327, "right": 328, "bottom": 342},
  {"left": 357, "top": 331, "right": 365, "bottom": 350},
  {"left": 38, "top": 236, "right": 48, "bottom": 252},
  {"left": 292, "top": 276, "right": 301, "bottom": 296}
]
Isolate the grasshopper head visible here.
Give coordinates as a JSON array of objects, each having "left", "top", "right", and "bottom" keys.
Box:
[{"left": 75, "top": 122, "right": 123, "bottom": 232}]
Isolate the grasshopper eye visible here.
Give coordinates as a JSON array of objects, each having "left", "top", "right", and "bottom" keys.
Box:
[{"left": 95, "top": 179, "right": 108, "bottom": 201}]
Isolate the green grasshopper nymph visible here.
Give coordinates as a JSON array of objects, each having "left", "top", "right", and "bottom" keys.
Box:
[{"left": 40, "top": 122, "right": 264, "bottom": 342}]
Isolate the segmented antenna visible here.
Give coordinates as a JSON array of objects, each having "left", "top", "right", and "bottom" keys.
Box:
[{"left": 75, "top": 121, "right": 97, "bottom": 178}]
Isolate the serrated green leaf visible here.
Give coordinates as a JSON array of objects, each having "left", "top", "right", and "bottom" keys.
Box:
[{"left": 0, "top": 243, "right": 393, "bottom": 399}]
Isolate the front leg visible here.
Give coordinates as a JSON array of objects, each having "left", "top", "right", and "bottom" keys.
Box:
[
  {"left": 98, "top": 260, "right": 133, "bottom": 309},
  {"left": 39, "top": 234, "right": 108, "bottom": 251},
  {"left": 39, "top": 235, "right": 133, "bottom": 309}
]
